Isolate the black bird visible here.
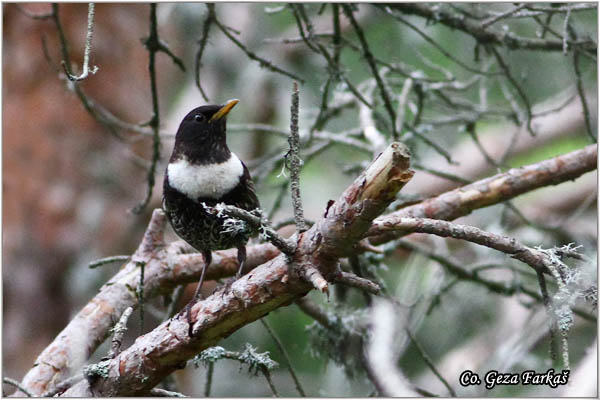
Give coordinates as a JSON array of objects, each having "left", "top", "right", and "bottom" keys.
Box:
[{"left": 162, "top": 99, "right": 259, "bottom": 328}]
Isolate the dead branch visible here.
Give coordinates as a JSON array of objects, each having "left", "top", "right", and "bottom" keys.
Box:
[
  {"left": 15, "top": 142, "right": 595, "bottom": 396},
  {"left": 15, "top": 210, "right": 279, "bottom": 396},
  {"left": 369, "top": 217, "right": 562, "bottom": 274},
  {"left": 409, "top": 92, "right": 595, "bottom": 196},
  {"left": 54, "top": 142, "right": 412, "bottom": 396},
  {"left": 385, "top": 3, "right": 597, "bottom": 53},
  {"left": 369, "top": 144, "right": 597, "bottom": 245}
]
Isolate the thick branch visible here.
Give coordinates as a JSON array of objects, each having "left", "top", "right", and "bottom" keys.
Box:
[
  {"left": 16, "top": 210, "right": 279, "bottom": 397},
  {"left": 17, "top": 143, "right": 594, "bottom": 396},
  {"left": 59, "top": 143, "right": 413, "bottom": 396}
]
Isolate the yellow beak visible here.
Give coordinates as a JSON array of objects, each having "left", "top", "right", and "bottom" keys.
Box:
[{"left": 209, "top": 99, "right": 239, "bottom": 122}]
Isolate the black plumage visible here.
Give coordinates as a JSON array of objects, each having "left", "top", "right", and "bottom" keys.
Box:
[{"left": 162, "top": 99, "right": 259, "bottom": 333}]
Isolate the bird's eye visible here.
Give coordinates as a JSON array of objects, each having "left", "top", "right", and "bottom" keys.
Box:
[{"left": 194, "top": 114, "right": 205, "bottom": 123}]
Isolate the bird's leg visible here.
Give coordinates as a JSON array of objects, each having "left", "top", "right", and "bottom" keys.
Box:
[
  {"left": 236, "top": 244, "right": 247, "bottom": 280},
  {"left": 192, "top": 249, "right": 211, "bottom": 300},
  {"left": 219, "top": 244, "right": 247, "bottom": 300},
  {"left": 186, "top": 249, "right": 211, "bottom": 337}
]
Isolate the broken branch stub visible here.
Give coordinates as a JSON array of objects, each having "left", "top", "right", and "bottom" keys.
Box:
[{"left": 314, "top": 142, "right": 414, "bottom": 260}]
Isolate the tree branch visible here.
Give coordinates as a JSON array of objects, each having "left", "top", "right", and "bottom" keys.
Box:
[
  {"left": 368, "top": 144, "right": 597, "bottom": 245},
  {"left": 386, "top": 3, "right": 597, "bottom": 53},
  {"left": 53, "top": 142, "right": 412, "bottom": 396},
  {"left": 287, "top": 81, "right": 307, "bottom": 232},
  {"left": 369, "top": 217, "right": 563, "bottom": 274},
  {"left": 16, "top": 144, "right": 595, "bottom": 396},
  {"left": 132, "top": 4, "right": 163, "bottom": 214},
  {"left": 63, "top": 3, "right": 98, "bottom": 81}
]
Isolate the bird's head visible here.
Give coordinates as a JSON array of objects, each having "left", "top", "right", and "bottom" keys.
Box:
[{"left": 172, "top": 99, "right": 239, "bottom": 164}]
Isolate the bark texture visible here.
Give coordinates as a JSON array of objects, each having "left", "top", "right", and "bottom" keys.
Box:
[
  {"left": 369, "top": 144, "right": 597, "bottom": 245},
  {"left": 15, "top": 144, "right": 596, "bottom": 396},
  {"left": 58, "top": 142, "right": 413, "bottom": 396}
]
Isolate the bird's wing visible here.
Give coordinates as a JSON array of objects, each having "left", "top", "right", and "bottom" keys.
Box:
[{"left": 232, "top": 161, "right": 260, "bottom": 211}]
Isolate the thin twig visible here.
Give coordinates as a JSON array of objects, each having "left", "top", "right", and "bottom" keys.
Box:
[
  {"left": 396, "top": 240, "right": 589, "bottom": 317},
  {"left": 295, "top": 297, "right": 334, "bottom": 329},
  {"left": 403, "top": 125, "right": 458, "bottom": 165},
  {"left": 309, "top": 76, "right": 333, "bottom": 137},
  {"left": 369, "top": 217, "right": 566, "bottom": 276},
  {"left": 288, "top": 82, "right": 307, "bottom": 233},
  {"left": 489, "top": 45, "right": 535, "bottom": 136},
  {"left": 67, "top": 84, "right": 164, "bottom": 138},
  {"left": 536, "top": 270, "right": 558, "bottom": 361},
  {"left": 52, "top": 3, "right": 73, "bottom": 75},
  {"left": 204, "top": 363, "right": 214, "bottom": 397},
  {"left": 137, "top": 261, "right": 146, "bottom": 336},
  {"left": 480, "top": 4, "right": 527, "bottom": 29},
  {"left": 3, "top": 377, "right": 32, "bottom": 397},
  {"left": 332, "top": 4, "right": 342, "bottom": 67},
  {"left": 334, "top": 271, "right": 381, "bottom": 295},
  {"left": 534, "top": 13, "right": 557, "bottom": 40},
  {"left": 383, "top": 8, "right": 501, "bottom": 77},
  {"left": 287, "top": 4, "right": 338, "bottom": 137},
  {"left": 465, "top": 122, "right": 502, "bottom": 170},
  {"left": 203, "top": 203, "right": 296, "bottom": 255},
  {"left": 387, "top": 3, "right": 597, "bottom": 53},
  {"left": 197, "top": 345, "right": 279, "bottom": 396},
  {"left": 407, "top": 330, "right": 456, "bottom": 397},
  {"left": 63, "top": 3, "right": 98, "bottom": 81},
  {"left": 573, "top": 51, "right": 596, "bottom": 142},
  {"left": 89, "top": 255, "right": 130, "bottom": 269},
  {"left": 194, "top": 5, "right": 215, "bottom": 102},
  {"left": 289, "top": 4, "right": 327, "bottom": 56},
  {"left": 343, "top": 5, "right": 397, "bottom": 138},
  {"left": 410, "top": 83, "right": 424, "bottom": 128},
  {"left": 411, "top": 162, "right": 472, "bottom": 185},
  {"left": 53, "top": 9, "right": 143, "bottom": 138},
  {"left": 208, "top": 4, "right": 303, "bottom": 83},
  {"left": 260, "top": 319, "right": 307, "bottom": 397},
  {"left": 261, "top": 367, "right": 280, "bottom": 397},
  {"left": 272, "top": 217, "right": 314, "bottom": 231},
  {"left": 349, "top": 255, "right": 374, "bottom": 305},
  {"left": 133, "top": 4, "right": 163, "bottom": 215},
  {"left": 562, "top": 5, "right": 573, "bottom": 54},
  {"left": 524, "top": 4, "right": 597, "bottom": 14}
]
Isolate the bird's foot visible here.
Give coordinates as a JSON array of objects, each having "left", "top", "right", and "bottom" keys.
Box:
[
  {"left": 219, "top": 277, "right": 236, "bottom": 298},
  {"left": 218, "top": 272, "right": 245, "bottom": 298}
]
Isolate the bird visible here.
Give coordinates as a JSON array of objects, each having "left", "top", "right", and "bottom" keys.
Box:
[{"left": 162, "top": 99, "right": 260, "bottom": 334}]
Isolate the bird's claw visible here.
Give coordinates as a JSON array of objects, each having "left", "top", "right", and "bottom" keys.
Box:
[{"left": 219, "top": 277, "right": 237, "bottom": 299}]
